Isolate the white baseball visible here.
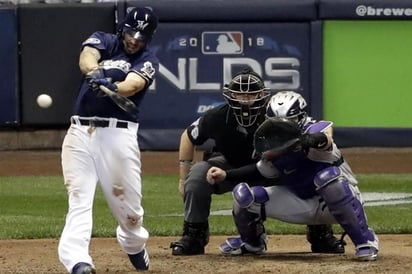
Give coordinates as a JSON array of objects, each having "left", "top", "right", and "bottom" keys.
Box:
[{"left": 36, "top": 94, "right": 53, "bottom": 108}]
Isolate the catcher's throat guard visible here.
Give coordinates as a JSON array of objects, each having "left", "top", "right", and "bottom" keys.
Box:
[{"left": 253, "top": 117, "right": 301, "bottom": 160}]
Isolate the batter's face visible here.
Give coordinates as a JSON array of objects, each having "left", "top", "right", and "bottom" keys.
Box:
[{"left": 123, "top": 33, "right": 146, "bottom": 54}]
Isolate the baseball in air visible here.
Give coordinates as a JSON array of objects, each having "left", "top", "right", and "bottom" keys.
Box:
[{"left": 36, "top": 94, "right": 53, "bottom": 108}]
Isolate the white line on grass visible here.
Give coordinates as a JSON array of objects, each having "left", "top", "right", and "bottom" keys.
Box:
[
  {"left": 152, "top": 192, "right": 412, "bottom": 217},
  {"left": 158, "top": 192, "right": 412, "bottom": 217}
]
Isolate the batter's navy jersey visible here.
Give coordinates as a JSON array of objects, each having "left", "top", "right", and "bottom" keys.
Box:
[
  {"left": 74, "top": 31, "right": 159, "bottom": 122},
  {"left": 186, "top": 104, "right": 265, "bottom": 167}
]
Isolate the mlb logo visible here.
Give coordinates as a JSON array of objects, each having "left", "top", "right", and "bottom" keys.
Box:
[{"left": 202, "top": 31, "right": 243, "bottom": 54}]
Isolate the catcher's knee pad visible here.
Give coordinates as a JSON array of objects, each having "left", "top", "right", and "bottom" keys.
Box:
[
  {"left": 314, "top": 166, "right": 348, "bottom": 204},
  {"left": 233, "top": 182, "right": 269, "bottom": 208}
]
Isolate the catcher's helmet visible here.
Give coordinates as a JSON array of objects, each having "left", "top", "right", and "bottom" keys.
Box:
[
  {"left": 253, "top": 117, "right": 301, "bottom": 160},
  {"left": 266, "top": 91, "right": 307, "bottom": 127},
  {"left": 223, "top": 68, "right": 270, "bottom": 127},
  {"left": 117, "top": 7, "right": 158, "bottom": 43}
]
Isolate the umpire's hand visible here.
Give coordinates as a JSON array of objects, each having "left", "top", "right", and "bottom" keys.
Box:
[{"left": 207, "top": 167, "right": 226, "bottom": 185}]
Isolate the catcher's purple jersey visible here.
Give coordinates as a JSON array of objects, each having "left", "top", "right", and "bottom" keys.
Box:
[
  {"left": 74, "top": 31, "right": 159, "bottom": 122},
  {"left": 269, "top": 117, "right": 349, "bottom": 199}
]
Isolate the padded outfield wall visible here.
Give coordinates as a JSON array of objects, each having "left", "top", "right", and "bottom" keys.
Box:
[
  {"left": 0, "top": 0, "right": 410, "bottom": 149},
  {"left": 320, "top": 0, "right": 412, "bottom": 147}
]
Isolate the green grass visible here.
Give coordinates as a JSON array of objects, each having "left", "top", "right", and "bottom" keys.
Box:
[{"left": 0, "top": 174, "right": 412, "bottom": 239}]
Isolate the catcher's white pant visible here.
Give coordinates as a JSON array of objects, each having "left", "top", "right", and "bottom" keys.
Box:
[
  {"left": 58, "top": 116, "right": 148, "bottom": 273},
  {"left": 252, "top": 182, "right": 362, "bottom": 225}
]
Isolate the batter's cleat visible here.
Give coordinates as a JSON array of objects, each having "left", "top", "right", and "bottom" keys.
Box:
[
  {"left": 355, "top": 231, "right": 379, "bottom": 261},
  {"left": 219, "top": 237, "right": 267, "bottom": 256},
  {"left": 170, "top": 235, "right": 205, "bottom": 255},
  {"left": 71, "top": 262, "right": 96, "bottom": 274},
  {"left": 128, "top": 248, "right": 150, "bottom": 271},
  {"left": 307, "top": 224, "right": 346, "bottom": 254}
]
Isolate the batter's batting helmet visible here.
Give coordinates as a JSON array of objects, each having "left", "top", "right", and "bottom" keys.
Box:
[
  {"left": 223, "top": 68, "right": 270, "bottom": 127},
  {"left": 253, "top": 117, "right": 301, "bottom": 160},
  {"left": 117, "top": 7, "right": 158, "bottom": 43},
  {"left": 266, "top": 91, "right": 308, "bottom": 127}
]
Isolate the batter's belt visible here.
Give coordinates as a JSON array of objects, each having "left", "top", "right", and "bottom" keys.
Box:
[{"left": 71, "top": 117, "right": 129, "bottom": 129}]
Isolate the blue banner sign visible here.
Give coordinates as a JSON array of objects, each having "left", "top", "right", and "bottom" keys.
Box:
[{"left": 139, "top": 23, "right": 312, "bottom": 129}]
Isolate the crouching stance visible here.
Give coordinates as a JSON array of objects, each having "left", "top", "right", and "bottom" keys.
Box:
[{"left": 212, "top": 104, "right": 379, "bottom": 261}]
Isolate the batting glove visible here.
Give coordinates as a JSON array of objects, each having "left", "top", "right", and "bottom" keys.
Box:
[
  {"left": 86, "top": 68, "right": 106, "bottom": 91},
  {"left": 89, "top": 78, "right": 118, "bottom": 92},
  {"left": 85, "top": 68, "right": 104, "bottom": 82}
]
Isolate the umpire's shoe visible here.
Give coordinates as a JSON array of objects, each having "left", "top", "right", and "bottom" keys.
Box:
[
  {"left": 307, "top": 224, "right": 346, "bottom": 253},
  {"left": 128, "top": 248, "right": 150, "bottom": 271},
  {"left": 170, "top": 221, "right": 209, "bottom": 255},
  {"left": 71, "top": 262, "right": 96, "bottom": 274}
]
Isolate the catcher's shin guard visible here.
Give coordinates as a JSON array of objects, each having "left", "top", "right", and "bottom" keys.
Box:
[
  {"left": 170, "top": 221, "right": 209, "bottom": 255},
  {"left": 315, "top": 167, "right": 379, "bottom": 260},
  {"left": 306, "top": 224, "right": 346, "bottom": 253},
  {"left": 231, "top": 183, "right": 268, "bottom": 249},
  {"left": 233, "top": 203, "right": 267, "bottom": 249}
]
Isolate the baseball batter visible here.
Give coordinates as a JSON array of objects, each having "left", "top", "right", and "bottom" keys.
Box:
[
  {"left": 209, "top": 91, "right": 379, "bottom": 261},
  {"left": 58, "top": 7, "right": 159, "bottom": 274}
]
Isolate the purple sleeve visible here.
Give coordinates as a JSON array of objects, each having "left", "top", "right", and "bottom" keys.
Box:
[{"left": 304, "top": 120, "right": 333, "bottom": 134}]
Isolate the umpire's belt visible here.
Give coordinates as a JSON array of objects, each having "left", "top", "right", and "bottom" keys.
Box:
[{"left": 71, "top": 117, "right": 128, "bottom": 129}]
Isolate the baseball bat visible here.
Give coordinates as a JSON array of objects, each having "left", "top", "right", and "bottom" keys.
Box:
[{"left": 99, "top": 85, "right": 138, "bottom": 115}]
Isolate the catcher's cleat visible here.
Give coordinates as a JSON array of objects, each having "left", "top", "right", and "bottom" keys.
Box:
[
  {"left": 71, "top": 262, "right": 96, "bottom": 274},
  {"left": 307, "top": 225, "right": 346, "bottom": 254},
  {"left": 355, "top": 230, "right": 379, "bottom": 261},
  {"left": 128, "top": 248, "right": 150, "bottom": 271},
  {"left": 220, "top": 237, "right": 267, "bottom": 255},
  {"left": 170, "top": 235, "right": 205, "bottom": 255}
]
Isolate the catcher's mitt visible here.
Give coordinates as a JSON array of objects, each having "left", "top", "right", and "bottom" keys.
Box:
[{"left": 253, "top": 117, "right": 301, "bottom": 160}]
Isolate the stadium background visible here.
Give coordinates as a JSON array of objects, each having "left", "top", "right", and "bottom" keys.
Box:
[
  {"left": 1, "top": 0, "right": 411, "bottom": 150},
  {"left": 0, "top": 0, "right": 411, "bottom": 273}
]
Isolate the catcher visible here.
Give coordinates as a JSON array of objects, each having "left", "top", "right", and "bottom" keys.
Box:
[{"left": 207, "top": 91, "right": 379, "bottom": 261}]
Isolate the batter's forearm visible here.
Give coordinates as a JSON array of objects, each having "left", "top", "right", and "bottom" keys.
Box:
[
  {"left": 79, "top": 46, "right": 101, "bottom": 74},
  {"left": 108, "top": 72, "right": 146, "bottom": 97}
]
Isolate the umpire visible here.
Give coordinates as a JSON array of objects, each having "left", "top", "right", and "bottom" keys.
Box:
[{"left": 170, "top": 68, "right": 345, "bottom": 255}]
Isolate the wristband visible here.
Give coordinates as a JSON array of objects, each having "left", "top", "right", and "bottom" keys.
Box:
[{"left": 179, "top": 160, "right": 193, "bottom": 166}]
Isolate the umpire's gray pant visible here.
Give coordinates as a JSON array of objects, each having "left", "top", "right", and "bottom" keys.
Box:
[{"left": 183, "top": 156, "right": 238, "bottom": 223}]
